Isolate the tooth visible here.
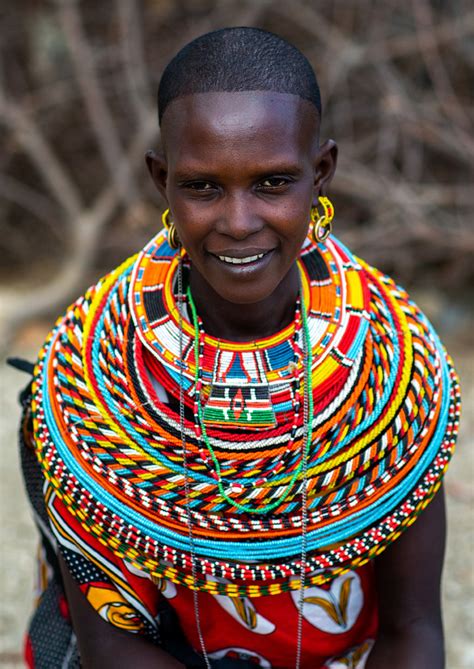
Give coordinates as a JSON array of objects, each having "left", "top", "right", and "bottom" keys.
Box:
[{"left": 217, "top": 252, "right": 266, "bottom": 265}]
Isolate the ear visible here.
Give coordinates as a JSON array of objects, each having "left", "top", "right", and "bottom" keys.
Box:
[
  {"left": 312, "top": 139, "right": 338, "bottom": 201},
  {"left": 145, "top": 150, "right": 168, "bottom": 201}
]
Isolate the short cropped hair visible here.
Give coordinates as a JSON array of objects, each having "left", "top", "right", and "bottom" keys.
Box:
[{"left": 158, "top": 27, "right": 321, "bottom": 125}]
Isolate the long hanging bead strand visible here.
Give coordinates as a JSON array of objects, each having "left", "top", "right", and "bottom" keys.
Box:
[
  {"left": 177, "top": 254, "right": 211, "bottom": 669},
  {"left": 295, "top": 277, "right": 313, "bottom": 669},
  {"left": 187, "top": 284, "right": 314, "bottom": 515},
  {"left": 256, "top": 297, "right": 303, "bottom": 486},
  {"left": 191, "top": 316, "right": 212, "bottom": 470}
]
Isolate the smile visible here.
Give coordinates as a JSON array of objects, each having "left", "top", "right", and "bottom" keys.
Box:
[{"left": 217, "top": 253, "right": 266, "bottom": 265}]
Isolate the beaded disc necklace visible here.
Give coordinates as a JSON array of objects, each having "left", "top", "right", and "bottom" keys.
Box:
[{"left": 30, "top": 228, "right": 461, "bottom": 602}]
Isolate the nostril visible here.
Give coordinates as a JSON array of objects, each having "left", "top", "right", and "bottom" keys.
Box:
[{"left": 216, "top": 214, "right": 263, "bottom": 239}]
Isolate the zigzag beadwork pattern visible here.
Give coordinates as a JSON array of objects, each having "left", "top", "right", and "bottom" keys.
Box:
[{"left": 30, "top": 230, "right": 461, "bottom": 597}]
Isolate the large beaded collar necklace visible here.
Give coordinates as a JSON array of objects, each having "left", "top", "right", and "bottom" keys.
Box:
[{"left": 31, "top": 229, "right": 460, "bottom": 601}]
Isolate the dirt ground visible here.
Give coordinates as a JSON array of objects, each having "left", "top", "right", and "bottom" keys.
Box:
[{"left": 1, "top": 320, "right": 472, "bottom": 669}]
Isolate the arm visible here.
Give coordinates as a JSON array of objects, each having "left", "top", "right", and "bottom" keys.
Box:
[
  {"left": 59, "top": 555, "right": 185, "bottom": 669},
  {"left": 366, "top": 485, "right": 446, "bottom": 669}
]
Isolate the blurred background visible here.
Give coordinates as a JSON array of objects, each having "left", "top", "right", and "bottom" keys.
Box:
[{"left": 0, "top": 1, "right": 473, "bottom": 667}]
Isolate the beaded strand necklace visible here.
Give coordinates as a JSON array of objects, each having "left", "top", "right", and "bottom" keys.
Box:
[
  {"left": 187, "top": 284, "right": 314, "bottom": 515},
  {"left": 296, "top": 288, "right": 311, "bottom": 669},
  {"left": 178, "top": 255, "right": 211, "bottom": 668},
  {"left": 180, "top": 261, "right": 313, "bottom": 667}
]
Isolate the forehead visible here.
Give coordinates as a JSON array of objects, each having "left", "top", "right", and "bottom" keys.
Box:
[{"left": 161, "top": 91, "right": 320, "bottom": 167}]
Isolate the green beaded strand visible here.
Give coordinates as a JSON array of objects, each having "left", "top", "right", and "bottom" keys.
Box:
[{"left": 187, "top": 284, "right": 314, "bottom": 515}]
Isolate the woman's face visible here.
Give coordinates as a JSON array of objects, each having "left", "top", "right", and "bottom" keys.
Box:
[{"left": 148, "top": 91, "right": 336, "bottom": 306}]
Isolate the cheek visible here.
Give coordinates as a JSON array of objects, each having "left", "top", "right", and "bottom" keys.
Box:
[
  {"left": 273, "top": 188, "right": 312, "bottom": 231},
  {"left": 278, "top": 207, "right": 311, "bottom": 245},
  {"left": 169, "top": 201, "right": 209, "bottom": 246},
  {"left": 169, "top": 190, "right": 312, "bottom": 251}
]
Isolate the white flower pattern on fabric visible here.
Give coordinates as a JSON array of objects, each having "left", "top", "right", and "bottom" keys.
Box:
[
  {"left": 290, "top": 571, "right": 363, "bottom": 634},
  {"left": 151, "top": 576, "right": 177, "bottom": 599},
  {"left": 324, "top": 639, "right": 374, "bottom": 668},
  {"left": 124, "top": 559, "right": 177, "bottom": 598},
  {"left": 207, "top": 575, "right": 275, "bottom": 634},
  {"left": 208, "top": 647, "right": 271, "bottom": 667}
]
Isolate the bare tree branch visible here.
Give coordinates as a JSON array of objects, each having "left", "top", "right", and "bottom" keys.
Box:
[
  {"left": 413, "top": 0, "right": 472, "bottom": 131},
  {"left": 368, "top": 9, "right": 474, "bottom": 61},
  {"left": 0, "top": 175, "right": 60, "bottom": 230},
  {"left": 0, "top": 106, "right": 159, "bottom": 346},
  {"left": 56, "top": 0, "right": 140, "bottom": 207},
  {"left": 0, "top": 94, "right": 83, "bottom": 219},
  {"left": 117, "top": 0, "right": 153, "bottom": 125},
  {"left": 1, "top": 0, "right": 472, "bottom": 352}
]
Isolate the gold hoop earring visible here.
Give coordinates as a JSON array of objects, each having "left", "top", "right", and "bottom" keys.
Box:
[
  {"left": 311, "top": 196, "right": 334, "bottom": 243},
  {"left": 161, "top": 208, "right": 180, "bottom": 249}
]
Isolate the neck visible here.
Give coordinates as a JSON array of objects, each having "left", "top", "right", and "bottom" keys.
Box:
[{"left": 188, "top": 263, "right": 300, "bottom": 342}]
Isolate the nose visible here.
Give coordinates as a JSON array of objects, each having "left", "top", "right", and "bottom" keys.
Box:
[{"left": 215, "top": 193, "right": 263, "bottom": 240}]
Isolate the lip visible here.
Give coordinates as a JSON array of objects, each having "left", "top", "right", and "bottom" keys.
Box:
[
  {"left": 209, "top": 248, "right": 274, "bottom": 259},
  {"left": 209, "top": 248, "right": 275, "bottom": 272}
]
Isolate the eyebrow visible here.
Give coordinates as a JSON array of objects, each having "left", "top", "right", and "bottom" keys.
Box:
[{"left": 173, "top": 162, "right": 304, "bottom": 182}]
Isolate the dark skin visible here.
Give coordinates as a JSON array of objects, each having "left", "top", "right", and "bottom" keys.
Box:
[
  {"left": 148, "top": 91, "right": 337, "bottom": 341},
  {"left": 59, "top": 554, "right": 184, "bottom": 669},
  {"left": 60, "top": 91, "right": 446, "bottom": 668}
]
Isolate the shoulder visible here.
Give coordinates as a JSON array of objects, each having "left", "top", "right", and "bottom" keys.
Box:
[
  {"left": 28, "top": 248, "right": 140, "bottom": 478},
  {"left": 356, "top": 249, "right": 457, "bottom": 385},
  {"left": 32, "top": 252, "right": 138, "bottom": 377}
]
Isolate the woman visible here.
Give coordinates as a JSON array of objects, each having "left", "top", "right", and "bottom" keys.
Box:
[{"left": 19, "top": 28, "right": 460, "bottom": 668}]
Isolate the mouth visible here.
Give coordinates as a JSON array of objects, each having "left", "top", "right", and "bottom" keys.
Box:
[
  {"left": 211, "top": 249, "right": 273, "bottom": 267},
  {"left": 217, "top": 252, "right": 266, "bottom": 265}
]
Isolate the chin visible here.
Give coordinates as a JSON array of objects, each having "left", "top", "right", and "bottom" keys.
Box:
[
  {"left": 211, "top": 280, "right": 278, "bottom": 306},
  {"left": 188, "top": 257, "right": 290, "bottom": 307}
]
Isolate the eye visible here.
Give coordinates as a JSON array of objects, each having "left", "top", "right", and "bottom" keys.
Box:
[
  {"left": 258, "top": 176, "right": 292, "bottom": 190},
  {"left": 185, "top": 181, "right": 215, "bottom": 192}
]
